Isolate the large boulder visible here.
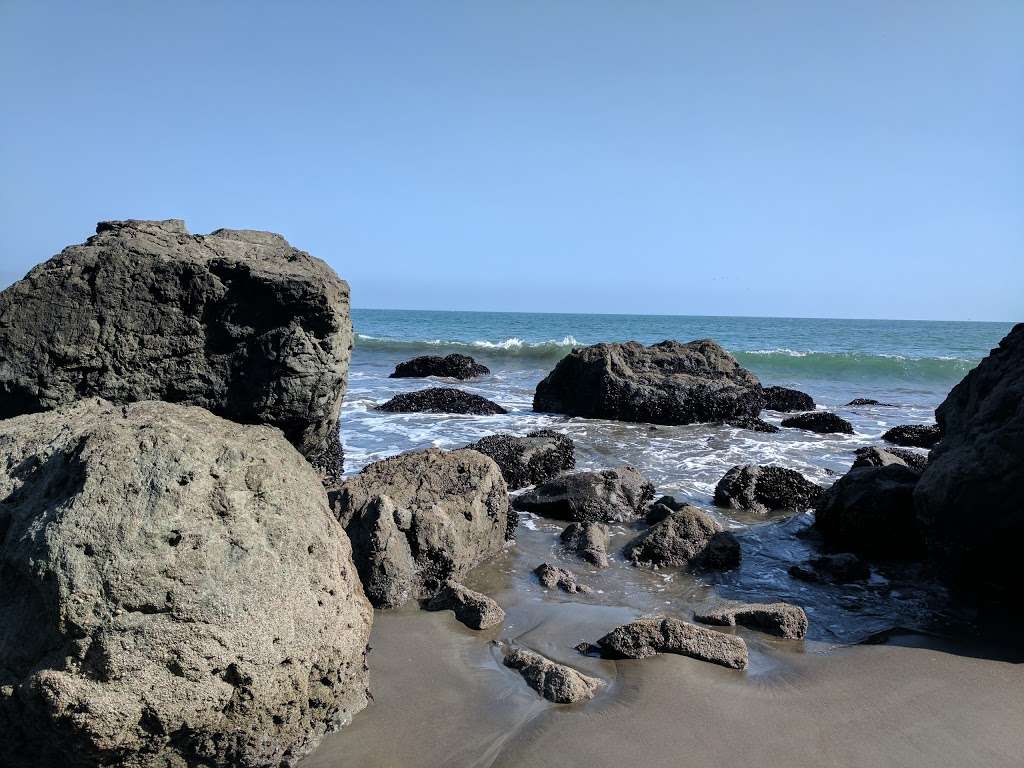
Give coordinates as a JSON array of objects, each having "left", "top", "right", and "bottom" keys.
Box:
[
  {"left": 915, "top": 324, "right": 1024, "bottom": 592},
  {"left": 780, "top": 411, "right": 855, "bottom": 434},
  {"left": 533, "top": 340, "right": 763, "bottom": 425},
  {"left": 389, "top": 353, "right": 489, "bottom": 380},
  {"left": 331, "top": 448, "right": 512, "bottom": 608},
  {"left": 0, "top": 219, "right": 352, "bottom": 479},
  {"left": 0, "top": 399, "right": 372, "bottom": 768},
  {"left": 713, "top": 464, "right": 823, "bottom": 514},
  {"left": 595, "top": 617, "right": 748, "bottom": 669},
  {"left": 882, "top": 423, "right": 942, "bottom": 449},
  {"left": 624, "top": 506, "right": 740, "bottom": 570},
  {"left": 375, "top": 387, "right": 506, "bottom": 415},
  {"left": 466, "top": 430, "right": 575, "bottom": 490},
  {"left": 511, "top": 466, "right": 654, "bottom": 523},
  {"left": 762, "top": 386, "right": 815, "bottom": 412}
]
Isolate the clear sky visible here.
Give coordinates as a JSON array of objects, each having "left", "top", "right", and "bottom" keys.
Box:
[{"left": 1, "top": 2, "right": 1020, "bottom": 321}]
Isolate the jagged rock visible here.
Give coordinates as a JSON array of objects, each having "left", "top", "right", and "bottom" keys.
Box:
[
  {"left": 846, "top": 398, "right": 894, "bottom": 406},
  {"left": 814, "top": 465, "right": 924, "bottom": 559},
  {"left": 389, "top": 353, "right": 489, "bottom": 379},
  {"left": 789, "top": 553, "right": 871, "bottom": 583},
  {"left": 0, "top": 219, "right": 352, "bottom": 479},
  {"left": 596, "top": 617, "right": 748, "bottom": 669},
  {"left": 424, "top": 581, "right": 505, "bottom": 630},
  {"left": 512, "top": 466, "right": 654, "bottom": 523},
  {"left": 762, "top": 386, "right": 815, "bottom": 412},
  {"left": 375, "top": 387, "right": 506, "bottom": 415},
  {"left": 502, "top": 647, "right": 602, "bottom": 703},
  {"left": 534, "top": 563, "right": 592, "bottom": 594},
  {"left": 624, "top": 506, "right": 740, "bottom": 571},
  {"left": 882, "top": 424, "right": 942, "bottom": 449},
  {"left": 852, "top": 446, "right": 928, "bottom": 472},
  {"left": 560, "top": 522, "right": 611, "bottom": 568},
  {"left": 331, "top": 448, "right": 512, "bottom": 608},
  {"left": 0, "top": 399, "right": 372, "bottom": 768},
  {"left": 781, "top": 411, "right": 855, "bottom": 434},
  {"left": 713, "top": 464, "right": 824, "bottom": 514},
  {"left": 646, "top": 495, "right": 686, "bottom": 524},
  {"left": 694, "top": 602, "right": 808, "bottom": 640},
  {"left": 466, "top": 430, "right": 575, "bottom": 490},
  {"left": 724, "top": 416, "right": 780, "bottom": 433},
  {"left": 533, "top": 340, "right": 764, "bottom": 425}
]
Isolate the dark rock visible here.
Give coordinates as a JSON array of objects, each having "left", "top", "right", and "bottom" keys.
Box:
[
  {"left": 653, "top": 494, "right": 686, "bottom": 511},
  {"left": 852, "top": 446, "right": 928, "bottom": 472},
  {"left": 694, "top": 602, "right": 808, "bottom": 640},
  {"left": 624, "top": 506, "right": 740, "bottom": 571},
  {"left": 762, "top": 386, "right": 815, "bottom": 412},
  {"left": 376, "top": 387, "right": 506, "bottom": 415},
  {"left": 424, "top": 581, "right": 505, "bottom": 630},
  {"left": 645, "top": 502, "right": 675, "bottom": 524},
  {"left": 789, "top": 553, "right": 871, "bottom": 583},
  {"left": 331, "top": 448, "right": 512, "bottom": 608},
  {"left": 534, "top": 563, "right": 592, "bottom": 594},
  {"left": 846, "top": 398, "right": 894, "bottom": 406},
  {"left": 724, "top": 416, "right": 780, "bottom": 433},
  {"left": 533, "top": 339, "right": 764, "bottom": 425},
  {"left": 882, "top": 424, "right": 942, "bottom": 449},
  {"left": 713, "top": 464, "right": 824, "bottom": 514},
  {"left": 814, "top": 465, "right": 924, "bottom": 559},
  {"left": 0, "top": 219, "right": 353, "bottom": 479},
  {"left": 466, "top": 430, "right": 575, "bottom": 490},
  {"left": 780, "top": 411, "right": 855, "bottom": 434},
  {"left": 512, "top": 466, "right": 655, "bottom": 523},
  {"left": 389, "top": 353, "right": 489, "bottom": 380},
  {"left": 0, "top": 399, "right": 372, "bottom": 768},
  {"left": 502, "top": 647, "right": 602, "bottom": 703},
  {"left": 596, "top": 617, "right": 748, "bottom": 669},
  {"left": 560, "top": 522, "right": 611, "bottom": 568}
]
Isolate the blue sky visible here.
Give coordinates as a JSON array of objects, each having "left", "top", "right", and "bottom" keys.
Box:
[{"left": 1, "top": 2, "right": 1020, "bottom": 320}]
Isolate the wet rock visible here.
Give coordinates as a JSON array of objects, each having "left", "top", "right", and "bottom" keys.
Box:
[
  {"left": 781, "top": 411, "right": 855, "bottom": 434},
  {"left": 375, "top": 387, "right": 506, "bottom": 415},
  {"left": 624, "top": 506, "right": 740, "bottom": 571},
  {"left": 762, "top": 386, "right": 815, "bottom": 412},
  {"left": 533, "top": 339, "right": 764, "bottom": 425},
  {"left": 882, "top": 423, "right": 942, "bottom": 449},
  {"left": 724, "top": 416, "right": 780, "bottom": 433},
  {"left": 424, "top": 581, "right": 505, "bottom": 630},
  {"left": 789, "top": 553, "right": 871, "bottom": 583},
  {"left": 596, "top": 617, "right": 748, "bottom": 669},
  {"left": 814, "top": 465, "right": 924, "bottom": 559},
  {"left": 852, "top": 446, "right": 928, "bottom": 472},
  {"left": 713, "top": 464, "right": 824, "bottom": 514},
  {"left": 466, "top": 430, "right": 575, "bottom": 490},
  {"left": 645, "top": 502, "right": 675, "bottom": 524},
  {"left": 846, "top": 398, "right": 894, "bottom": 406},
  {"left": 331, "top": 448, "right": 512, "bottom": 608},
  {"left": 512, "top": 466, "right": 655, "bottom": 523},
  {"left": 0, "top": 219, "right": 353, "bottom": 479},
  {"left": 0, "top": 399, "right": 372, "bottom": 768},
  {"left": 694, "top": 602, "right": 808, "bottom": 640},
  {"left": 390, "top": 353, "right": 489, "bottom": 380},
  {"left": 560, "top": 522, "right": 611, "bottom": 568},
  {"left": 502, "top": 647, "right": 602, "bottom": 704},
  {"left": 534, "top": 563, "right": 593, "bottom": 594}
]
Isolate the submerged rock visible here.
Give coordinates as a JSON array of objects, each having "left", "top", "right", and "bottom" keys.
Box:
[
  {"left": 0, "top": 219, "right": 354, "bottom": 479},
  {"left": 331, "top": 448, "right": 512, "bottom": 608},
  {"left": 534, "top": 563, "right": 593, "bottom": 594},
  {"left": 780, "top": 411, "right": 855, "bottom": 435},
  {"left": 762, "top": 386, "right": 815, "bottom": 412},
  {"left": 724, "top": 416, "right": 780, "bottom": 433},
  {"left": 694, "top": 602, "right": 808, "bottom": 640},
  {"left": 375, "top": 387, "right": 506, "bottom": 415},
  {"left": 424, "top": 581, "right": 505, "bottom": 630},
  {"left": 624, "top": 506, "right": 740, "bottom": 571},
  {"left": 467, "top": 430, "right": 575, "bottom": 490},
  {"left": 882, "top": 423, "right": 942, "bottom": 449},
  {"left": 852, "top": 446, "right": 928, "bottom": 472},
  {"left": 0, "top": 399, "right": 372, "bottom": 768},
  {"left": 846, "top": 398, "right": 894, "bottom": 406},
  {"left": 390, "top": 353, "right": 489, "bottom": 379},
  {"left": 560, "top": 522, "right": 612, "bottom": 567},
  {"left": 789, "top": 553, "right": 871, "bottom": 583},
  {"left": 533, "top": 339, "right": 764, "bottom": 425},
  {"left": 502, "top": 647, "right": 602, "bottom": 704},
  {"left": 512, "top": 466, "right": 655, "bottom": 523},
  {"left": 713, "top": 464, "right": 823, "bottom": 514},
  {"left": 596, "top": 617, "right": 748, "bottom": 669}
]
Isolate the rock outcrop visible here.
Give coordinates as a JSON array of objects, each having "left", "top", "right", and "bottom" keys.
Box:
[
  {"left": 596, "top": 617, "right": 748, "bottom": 669},
  {"left": 466, "top": 430, "right": 575, "bottom": 490},
  {"left": 389, "top": 353, "right": 490, "bottom": 379},
  {"left": 375, "top": 387, "right": 506, "bottom": 415},
  {"left": 502, "top": 647, "right": 602, "bottom": 704},
  {"left": 882, "top": 423, "right": 942, "bottom": 449},
  {"left": 624, "top": 506, "right": 740, "bottom": 571},
  {"left": 762, "top": 386, "right": 815, "bottom": 412},
  {"left": 534, "top": 563, "right": 593, "bottom": 594},
  {"left": 331, "top": 448, "right": 512, "bottom": 608},
  {"left": 0, "top": 219, "right": 353, "bottom": 479},
  {"left": 788, "top": 553, "right": 871, "bottom": 583},
  {"left": 512, "top": 466, "right": 654, "bottom": 523},
  {"left": 780, "top": 411, "right": 855, "bottom": 434},
  {"left": 713, "top": 464, "right": 823, "bottom": 514},
  {"left": 693, "top": 602, "right": 808, "bottom": 640},
  {"left": 423, "top": 581, "right": 505, "bottom": 630},
  {"left": 533, "top": 340, "right": 764, "bottom": 425},
  {"left": 852, "top": 446, "right": 928, "bottom": 472},
  {"left": 560, "top": 522, "right": 611, "bottom": 567},
  {"left": 0, "top": 399, "right": 372, "bottom": 768}
]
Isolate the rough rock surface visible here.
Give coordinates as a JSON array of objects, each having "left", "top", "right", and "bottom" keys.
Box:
[
  {"left": 502, "top": 647, "right": 601, "bottom": 704},
  {"left": 852, "top": 446, "right": 928, "bottom": 472},
  {"left": 375, "top": 387, "right": 506, "bottom": 415},
  {"left": 694, "top": 602, "right": 808, "bottom": 640},
  {"left": 512, "top": 466, "right": 654, "bottom": 523},
  {"left": 814, "top": 465, "right": 924, "bottom": 559},
  {"left": 533, "top": 340, "right": 764, "bottom": 425},
  {"left": 724, "top": 416, "right": 780, "bottom": 433},
  {"left": 762, "top": 386, "right": 815, "bottom": 412},
  {"left": 466, "top": 430, "right": 575, "bottom": 490},
  {"left": 389, "top": 353, "right": 490, "bottom": 379},
  {"left": 846, "top": 398, "right": 894, "bottom": 406},
  {"left": 0, "top": 399, "right": 372, "bottom": 768},
  {"left": 882, "top": 423, "right": 942, "bottom": 449},
  {"left": 0, "top": 219, "right": 353, "bottom": 479},
  {"left": 331, "top": 448, "right": 512, "bottom": 608},
  {"left": 560, "top": 522, "right": 611, "bottom": 568},
  {"left": 646, "top": 495, "right": 685, "bottom": 524},
  {"left": 789, "top": 553, "right": 871, "bottom": 583},
  {"left": 534, "top": 563, "right": 593, "bottom": 594},
  {"left": 423, "top": 581, "right": 505, "bottom": 630},
  {"left": 713, "top": 464, "right": 823, "bottom": 514},
  {"left": 915, "top": 324, "right": 1024, "bottom": 591},
  {"left": 624, "top": 506, "right": 740, "bottom": 571},
  {"left": 596, "top": 617, "right": 748, "bottom": 669},
  {"left": 780, "top": 411, "right": 855, "bottom": 434}
]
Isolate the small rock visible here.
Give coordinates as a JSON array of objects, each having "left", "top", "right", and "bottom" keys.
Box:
[
  {"left": 882, "top": 424, "right": 942, "bottom": 449},
  {"left": 560, "top": 522, "right": 611, "bottom": 568},
  {"left": 852, "top": 446, "right": 928, "bottom": 472},
  {"left": 781, "top": 411, "right": 855, "bottom": 434},
  {"left": 724, "top": 416, "right": 781, "bottom": 433},
  {"left": 390, "top": 353, "right": 489, "bottom": 380},
  {"left": 424, "top": 581, "right": 505, "bottom": 630},
  {"left": 466, "top": 430, "right": 575, "bottom": 490},
  {"left": 624, "top": 506, "right": 740, "bottom": 571},
  {"left": 645, "top": 502, "right": 675, "bottom": 524},
  {"left": 694, "top": 602, "right": 808, "bottom": 639},
  {"left": 512, "top": 466, "right": 655, "bottom": 523},
  {"left": 534, "top": 563, "right": 592, "bottom": 594},
  {"left": 762, "top": 386, "right": 815, "bottom": 412},
  {"left": 789, "top": 553, "right": 871, "bottom": 583},
  {"left": 846, "top": 398, "right": 894, "bottom": 406},
  {"left": 375, "top": 387, "right": 506, "bottom": 415},
  {"left": 502, "top": 647, "right": 602, "bottom": 703},
  {"left": 596, "top": 617, "right": 748, "bottom": 669},
  {"left": 713, "top": 464, "right": 823, "bottom": 514}
]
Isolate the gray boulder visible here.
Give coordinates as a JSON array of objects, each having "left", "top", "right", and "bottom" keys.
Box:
[
  {"left": 502, "top": 647, "right": 602, "bottom": 704},
  {"left": 852, "top": 446, "right": 928, "bottom": 472},
  {"left": 0, "top": 219, "right": 352, "bottom": 479},
  {"left": 560, "top": 522, "right": 611, "bottom": 567},
  {"left": 713, "top": 464, "right": 823, "bottom": 514},
  {"left": 467, "top": 430, "right": 575, "bottom": 490},
  {"left": 781, "top": 411, "right": 855, "bottom": 434},
  {"left": 694, "top": 602, "right": 808, "bottom": 640},
  {"left": 596, "top": 617, "right": 748, "bottom": 669},
  {"left": 390, "top": 353, "right": 489, "bottom": 379},
  {"left": 511, "top": 466, "right": 654, "bottom": 523},
  {"left": 624, "top": 506, "right": 740, "bottom": 571},
  {"left": 789, "top": 553, "right": 871, "bottom": 584},
  {"left": 424, "top": 581, "right": 505, "bottom": 630},
  {"left": 882, "top": 423, "right": 942, "bottom": 449},
  {"left": 534, "top": 563, "right": 592, "bottom": 594},
  {"left": 0, "top": 399, "right": 372, "bottom": 768},
  {"left": 331, "top": 448, "right": 512, "bottom": 608},
  {"left": 762, "top": 386, "right": 815, "bottom": 412},
  {"left": 375, "top": 387, "right": 506, "bottom": 415},
  {"left": 533, "top": 340, "right": 764, "bottom": 425}
]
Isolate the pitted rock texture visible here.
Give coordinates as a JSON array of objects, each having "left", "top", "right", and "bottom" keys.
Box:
[
  {"left": 389, "top": 353, "right": 490, "bottom": 379},
  {"left": 424, "top": 581, "right": 505, "bottom": 630},
  {"left": 511, "top": 466, "right": 655, "bottom": 524},
  {"left": 560, "top": 522, "right": 611, "bottom": 568},
  {"left": 534, "top": 563, "right": 592, "bottom": 594},
  {"left": 502, "top": 647, "right": 602, "bottom": 704},
  {"left": 467, "top": 430, "right": 575, "bottom": 490},
  {"left": 624, "top": 506, "right": 740, "bottom": 571},
  {"left": 375, "top": 387, "right": 506, "bottom": 415},
  {"left": 596, "top": 617, "right": 748, "bottom": 669},
  {"left": 694, "top": 602, "right": 808, "bottom": 640},
  {"left": 713, "top": 464, "right": 824, "bottom": 514}
]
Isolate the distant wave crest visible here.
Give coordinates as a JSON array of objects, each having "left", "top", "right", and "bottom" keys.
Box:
[{"left": 354, "top": 333, "right": 580, "bottom": 360}]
